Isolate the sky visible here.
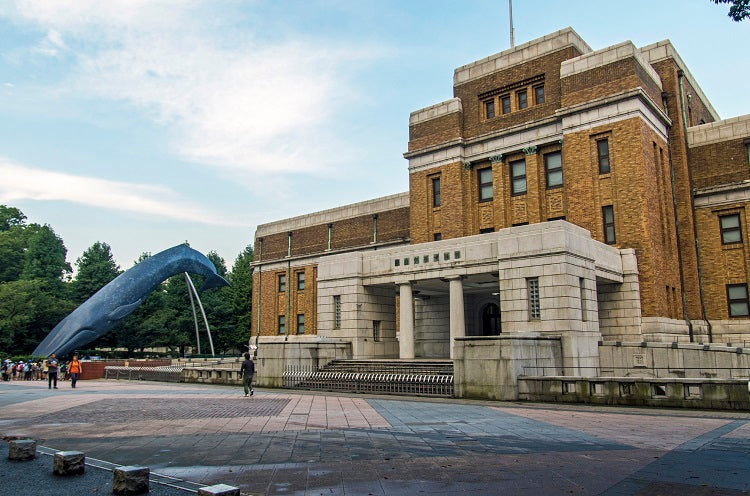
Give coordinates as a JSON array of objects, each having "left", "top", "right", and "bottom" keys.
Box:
[{"left": 0, "top": 0, "right": 748, "bottom": 273}]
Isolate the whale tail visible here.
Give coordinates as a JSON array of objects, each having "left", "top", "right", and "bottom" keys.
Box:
[{"left": 200, "top": 273, "right": 230, "bottom": 292}]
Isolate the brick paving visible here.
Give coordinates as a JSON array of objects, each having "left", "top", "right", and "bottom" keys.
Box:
[{"left": 1, "top": 379, "right": 749, "bottom": 495}]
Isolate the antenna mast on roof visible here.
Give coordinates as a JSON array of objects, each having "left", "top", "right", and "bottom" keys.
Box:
[{"left": 509, "top": 0, "right": 515, "bottom": 48}]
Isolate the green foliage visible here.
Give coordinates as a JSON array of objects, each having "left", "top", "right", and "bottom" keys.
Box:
[
  {"left": 73, "top": 241, "right": 122, "bottom": 303},
  {"left": 0, "top": 205, "right": 26, "bottom": 232},
  {"left": 713, "top": 0, "right": 750, "bottom": 21},
  {"left": 21, "top": 224, "right": 72, "bottom": 282},
  {"left": 230, "top": 245, "right": 254, "bottom": 349}
]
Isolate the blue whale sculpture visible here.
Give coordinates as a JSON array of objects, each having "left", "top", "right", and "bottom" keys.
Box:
[{"left": 33, "top": 244, "right": 230, "bottom": 357}]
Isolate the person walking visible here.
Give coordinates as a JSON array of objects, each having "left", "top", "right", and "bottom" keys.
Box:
[
  {"left": 68, "top": 355, "right": 83, "bottom": 388},
  {"left": 46, "top": 353, "right": 59, "bottom": 389},
  {"left": 239, "top": 352, "right": 255, "bottom": 397}
]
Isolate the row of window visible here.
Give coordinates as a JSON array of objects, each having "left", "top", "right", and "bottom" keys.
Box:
[
  {"left": 277, "top": 314, "right": 306, "bottom": 334},
  {"left": 483, "top": 85, "right": 545, "bottom": 120},
  {"left": 278, "top": 272, "right": 305, "bottom": 292}
]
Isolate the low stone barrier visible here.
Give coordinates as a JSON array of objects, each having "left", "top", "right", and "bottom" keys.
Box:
[
  {"left": 53, "top": 451, "right": 85, "bottom": 475},
  {"left": 198, "top": 484, "right": 241, "bottom": 496},
  {"left": 113, "top": 465, "right": 150, "bottom": 495},
  {"left": 8, "top": 439, "right": 36, "bottom": 461}
]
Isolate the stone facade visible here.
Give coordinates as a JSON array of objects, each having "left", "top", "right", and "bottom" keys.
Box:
[{"left": 250, "top": 27, "right": 750, "bottom": 370}]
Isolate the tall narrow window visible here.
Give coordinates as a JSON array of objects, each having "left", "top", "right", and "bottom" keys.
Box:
[
  {"left": 501, "top": 95, "right": 511, "bottom": 114},
  {"left": 580, "top": 278, "right": 587, "bottom": 321},
  {"left": 478, "top": 168, "right": 493, "bottom": 202},
  {"left": 278, "top": 274, "right": 286, "bottom": 292},
  {"left": 327, "top": 223, "right": 333, "bottom": 250},
  {"left": 727, "top": 284, "right": 749, "bottom": 317},
  {"left": 372, "top": 214, "right": 378, "bottom": 243},
  {"left": 517, "top": 89, "right": 528, "bottom": 109},
  {"left": 602, "top": 205, "right": 616, "bottom": 244},
  {"left": 510, "top": 159, "right": 527, "bottom": 195},
  {"left": 333, "top": 295, "right": 341, "bottom": 329},
  {"left": 545, "top": 152, "right": 563, "bottom": 189},
  {"left": 373, "top": 320, "right": 381, "bottom": 342},
  {"left": 278, "top": 315, "right": 285, "bottom": 334},
  {"left": 432, "top": 176, "right": 441, "bottom": 207},
  {"left": 484, "top": 99, "right": 495, "bottom": 119},
  {"left": 534, "top": 85, "right": 545, "bottom": 104},
  {"left": 597, "top": 139, "right": 610, "bottom": 174},
  {"left": 296, "top": 314, "right": 305, "bottom": 334},
  {"left": 528, "top": 278, "right": 540, "bottom": 320},
  {"left": 297, "top": 271, "right": 305, "bottom": 290},
  {"left": 720, "top": 214, "right": 742, "bottom": 244}
]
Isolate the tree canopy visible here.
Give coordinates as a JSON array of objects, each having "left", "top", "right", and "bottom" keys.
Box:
[{"left": 713, "top": 0, "right": 750, "bottom": 21}]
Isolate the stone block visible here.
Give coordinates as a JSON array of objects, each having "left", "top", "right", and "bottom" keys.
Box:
[
  {"left": 53, "top": 451, "right": 85, "bottom": 476},
  {"left": 198, "top": 484, "right": 241, "bottom": 496},
  {"left": 8, "top": 439, "right": 36, "bottom": 461},
  {"left": 113, "top": 466, "right": 150, "bottom": 495}
]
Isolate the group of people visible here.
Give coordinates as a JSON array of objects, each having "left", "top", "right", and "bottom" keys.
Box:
[{"left": 1, "top": 354, "right": 84, "bottom": 389}]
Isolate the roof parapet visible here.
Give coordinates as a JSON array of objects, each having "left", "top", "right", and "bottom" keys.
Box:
[
  {"left": 409, "top": 98, "right": 462, "bottom": 126},
  {"left": 453, "top": 27, "right": 591, "bottom": 86},
  {"left": 561, "top": 41, "right": 662, "bottom": 91},
  {"left": 687, "top": 114, "right": 750, "bottom": 147}
]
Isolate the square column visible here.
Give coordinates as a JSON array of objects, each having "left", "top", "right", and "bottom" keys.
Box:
[
  {"left": 447, "top": 276, "right": 466, "bottom": 359},
  {"left": 399, "top": 282, "right": 415, "bottom": 359}
]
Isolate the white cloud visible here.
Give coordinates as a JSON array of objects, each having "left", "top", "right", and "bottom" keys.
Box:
[
  {"left": 2, "top": 0, "right": 386, "bottom": 175},
  {"left": 0, "top": 158, "right": 243, "bottom": 226}
]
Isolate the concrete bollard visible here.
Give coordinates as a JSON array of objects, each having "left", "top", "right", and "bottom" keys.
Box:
[
  {"left": 8, "top": 439, "right": 36, "bottom": 461},
  {"left": 198, "top": 484, "right": 241, "bottom": 496},
  {"left": 53, "top": 451, "right": 86, "bottom": 475},
  {"left": 112, "top": 465, "right": 150, "bottom": 495}
]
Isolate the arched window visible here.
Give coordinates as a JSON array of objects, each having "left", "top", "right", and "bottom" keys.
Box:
[{"left": 481, "top": 303, "right": 501, "bottom": 336}]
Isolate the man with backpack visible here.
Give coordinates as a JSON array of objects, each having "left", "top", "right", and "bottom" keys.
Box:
[{"left": 46, "top": 353, "right": 59, "bottom": 389}]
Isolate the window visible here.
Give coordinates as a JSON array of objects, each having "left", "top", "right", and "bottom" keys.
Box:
[
  {"left": 580, "top": 278, "right": 587, "bottom": 321},
  {"left": 727, "top": 284, "right": 749, "bottom": 317},
  {"left": 545, "top": 151, "right": 563, "bottom": 189},
  {"left": 603, "top": 205, "right": 616, "bottom": 244},
  {"left": 484, "top": 99, "right": 495, "bottom": 119},
  {"left": 501, "top": 95, "right": 511, "bottom": 114},
  {"left": 296, "top": 314, "right": 305, "bottom": 334},
  {"left": 480, "top": 227, "right": 494, "bottom": 234},
  {"left": 278, "top": 274, "right": 286, "bottom": 292},
  {"left": 510, "top": 159, "right": 527, "bottom": 195},
  {"left": 534, "top": 85, "right": 545, "bottom": 104},
  {"left": 433, "top": 233, "right": 442, "bottom": 241},
  {"left": 528, "top": 277, "right": 540, "bottom": 320},
  {"left": 517, "top": 89, "right": 528, "bottom": 109},
  {"left": 373, "top": 320, "right": 381, "bottom": 342},
  {"left": 277, "top": 315, "right": 285, "bottom": 334},
  {"left": 478, "top": 168, "right": 493, "bottom": 202},
  {"left": 597, "top": 139, "right": 610, "bottom": 174},
  {"left": 432, "top": 177, "right": 441, "bottom": 207},
  {"left": 720, "top": 214, "right": 742, "bottom": 244},
  {"left": 297, "top": 271, "right": 305, "bottom": 290},
  {"left": 333, "top": 295, "right": 341, "bottom": 329}
]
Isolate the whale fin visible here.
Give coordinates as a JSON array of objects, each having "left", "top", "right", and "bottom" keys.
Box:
[{"left": 107, "top": 299, "right": 143, "bottom": 321}]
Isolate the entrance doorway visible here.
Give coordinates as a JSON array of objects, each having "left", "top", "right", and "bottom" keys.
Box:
[{"left": 481, "top": 303, "right": 501, "bottom": 335}]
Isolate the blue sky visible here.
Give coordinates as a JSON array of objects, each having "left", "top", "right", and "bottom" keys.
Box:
[{"left": 0, "top": 0, "right": 748, "bottom": 272}]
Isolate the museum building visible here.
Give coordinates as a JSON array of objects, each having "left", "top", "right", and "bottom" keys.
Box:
[{"left": 250, "top": 28, "right": 750, "bottom": 372}]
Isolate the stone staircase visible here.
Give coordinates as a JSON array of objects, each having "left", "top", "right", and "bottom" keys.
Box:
[{"left": 284, "top": 359, "right": 454, "bottom": 397}]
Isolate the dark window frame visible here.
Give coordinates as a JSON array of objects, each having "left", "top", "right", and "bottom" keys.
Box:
[
  {"left": 296, "top": 271, "right": 305, "bottom": 290},
  {"left": 333, "top": 295, "right": 341, "bottom": 329},
  {"left": 296, "top": 314, "right": 305, "bottom": 334},
  {"left": 527, "top": 277, "right": 540, "bottom": 320},
  {"left": 517, "top": 89, "right": 528, "bottom": 110},
  {"left": 433, "top": 233, "right": 442, "bottom": 241},
  {"left": 544, "top": 151, "right": 563, "bottom": 189},
  {"left": 720, "top": 213, "right": 742, "bottom": 245},
  {"left": 501, "top": 94, "right": 511, "bottom": 114},
  {"left": 602, "top": 205, "right": 616, "bottom": 244},
  {"left": 484, "top": 99, "right": 495, "bottom": 119},
  {"left": 277, "top": 315, "right": 285, "bottom": 335},
  {"left": 597, "top": 139, "right": 611, "bottom": 174},
  {"left": 534, "top": 85, "right": 545, "bottom": 104},
  {"left": 432, "top": 176, "right": 441, "bottom": 208},
  {"left": 510, "top": 158, "right": 527, "bottom": 196},
  {"left": 278, "top": 274, "right": 286, "bottom": 292},
  {"left": 727, "top": 283, "right": 750, "bottom": 317},
  {"left": 478, "top": 167, "right": 493, "bottom": 202}
]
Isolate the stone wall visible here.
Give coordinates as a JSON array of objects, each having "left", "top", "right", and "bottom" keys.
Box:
[{"left": 254, "top": 340, "right": 352, "bottom": 388}]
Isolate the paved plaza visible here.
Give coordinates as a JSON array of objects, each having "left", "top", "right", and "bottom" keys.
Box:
[{"left": 1, "top": 379, "right": 749, "bottom": 495}]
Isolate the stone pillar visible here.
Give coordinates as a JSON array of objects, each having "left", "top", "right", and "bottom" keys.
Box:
[
  {"left": 447, "top": 276, "right": 465, "bottom": 359},
  {"left": 398, "top": 282, "right": 415, "bottom": 359}
]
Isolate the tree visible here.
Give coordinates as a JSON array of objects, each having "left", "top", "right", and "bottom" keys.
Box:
[
  {"left": 73, "top": 241, "right": 121, "bottom": 303},
  {"left": 21, "top": 225, "right": 72, "bottom": 282},
  {"left": 229, "top": 245, "right": 253, "bottom": 350},
  {"left": 713, "top": 0, "right": 750, "bottom": 21},
  {"left": 0, "top": 205, "right": 26, "bottom": 232}
]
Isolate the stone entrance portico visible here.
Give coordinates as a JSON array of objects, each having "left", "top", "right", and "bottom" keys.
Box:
[{"left": 315, "top": 221, "right": 639, "bottom": 375}]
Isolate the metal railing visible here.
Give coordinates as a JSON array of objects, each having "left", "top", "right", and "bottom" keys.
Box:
[
  {"left": 104, "top": 365, "right": 183, "bottom": 382},
  {"left": 283, "top": 365, "right": 454, "bottom": 397},
  {"left": 521, "top": 366, "right": 750, "bottom": 380}
]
